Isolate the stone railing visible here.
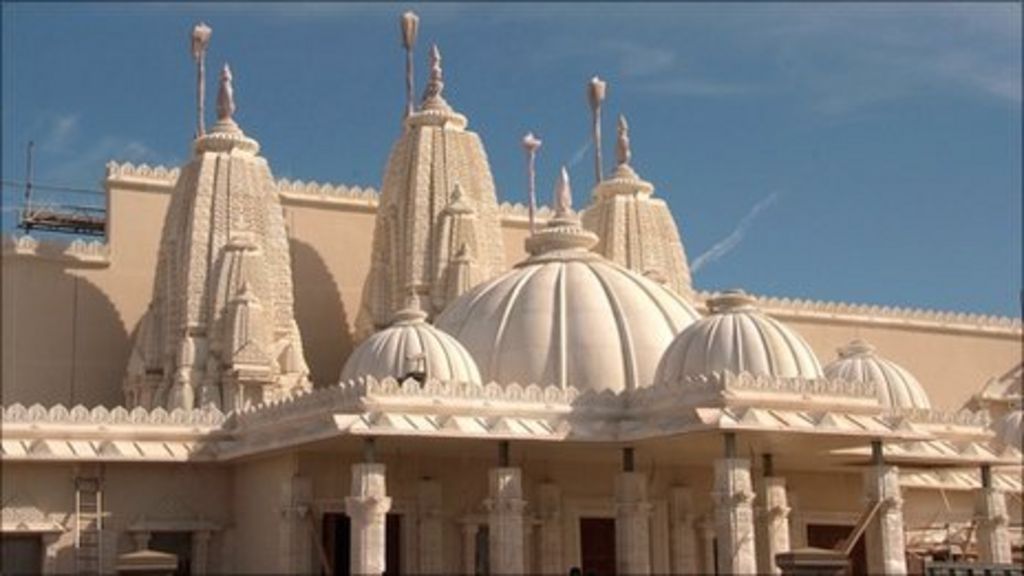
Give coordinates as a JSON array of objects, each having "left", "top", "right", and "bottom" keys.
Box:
[
  {"left": 497, "top": 201, "right": 554, "bottom": 222},
  {"left": 891, "top": 407, "right": 992, "bottom": 428},
  {"left": 632, "top": 371, "right": 879, "bottom": 410}
]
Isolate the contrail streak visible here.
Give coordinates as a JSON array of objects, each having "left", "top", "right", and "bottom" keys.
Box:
[{"left": 691, "top": 192, "right": 780, "bottom": 274}]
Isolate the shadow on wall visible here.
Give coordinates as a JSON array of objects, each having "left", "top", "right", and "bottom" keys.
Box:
[
  {"left": 2, "top": 262, "right": 129, "bottom": 408},
  {"left": 290, "top": 238, "right": 353, "bottom": 388}
]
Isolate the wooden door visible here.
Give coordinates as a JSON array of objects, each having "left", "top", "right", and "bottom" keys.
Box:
[{"left": 579, "top": 517, "right": 617, "bottom": 576}]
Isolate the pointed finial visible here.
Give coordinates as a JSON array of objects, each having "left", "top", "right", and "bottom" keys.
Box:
[
  {"left": 217, "top": 63, "right": 236, "bottom": 122},
  {"left": 422, "top": 44, "right": 445, "bottom": 103},
  {"left": 554, "top": 166, "right": 573, "bottom": 218},
  {"left": 616, "top": 114, "right": 631, "bottom": 167}
]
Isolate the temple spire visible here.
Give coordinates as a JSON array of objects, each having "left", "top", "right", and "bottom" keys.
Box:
[
  {"left": 217, "top": 63, "right": 236, "bottom": 123},
  {"left": 617, "top": 114, "right": 632, "bottom": 167}
]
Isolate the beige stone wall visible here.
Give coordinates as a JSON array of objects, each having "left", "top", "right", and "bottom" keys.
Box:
[
  {"left": 2, "top": 168, "right": 1018, "bottom": 410},
  {"left": 2, "top": 461, "right": 231, "bottom": 573}
]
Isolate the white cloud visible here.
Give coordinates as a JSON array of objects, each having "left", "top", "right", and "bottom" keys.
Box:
[
  {"left": 691, "top": 192, "right": 781, "bottom": 274},
  {"left": 39, "top": 114, "right": 79, "bottom": 152}
]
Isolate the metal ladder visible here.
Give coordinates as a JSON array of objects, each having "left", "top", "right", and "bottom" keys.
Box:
[{"left": 75, "top": 474, "right": 103, "bottom": 574}]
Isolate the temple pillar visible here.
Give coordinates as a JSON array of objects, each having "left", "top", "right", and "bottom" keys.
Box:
[
  {"left": 615, "top": 447, "right": 652, "bottom": 575},
  {"left": 346, "top": 441, "right": 392, "bottom": 576},
  {"left": 41, "top": 532, "right": 60, "bottom": 575},
  {"left": 486, "top": 442, "right": 526, "bottom": 576},
  {"left": 700, "top": 518, "right": 715, "bottom": 574},
  {"left": 863, "top": 441, "right": 906, "bottom": 575},
  {"left": 713, "top": 433, "right": 758, "bottom": 575},
  {"left": 669, "top": 487, "right": 699, "bottom": 575},
  {"left": 537, "top": 483, "right": 564, "bottom": 575},
  {"left": 191, "top": 530, "right": 211, "bottom": 575},
  {"left": 417, "top": 479, "right": 444, "bottom": 574},
  {"left": 279, "top": 475, "right": 313, "bottom": 574},
  {"left": 976, "top": 464, "right": 1012, "bottom": 564},
  {"left": 461, "top": 523, "right": 478, "bottom": 575},
  {"left": 756, "top": 456, "right": 791, "bottom": 575},
  {"left": 788, "top": 490, "right": 808, "bottom": 549}
]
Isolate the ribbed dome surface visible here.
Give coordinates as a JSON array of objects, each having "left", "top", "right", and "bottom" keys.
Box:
[
  {"left": 435, "top": 249, "right": 700, "bottom": 392},
  {"left": 655, "top": 290, "right": 823, "bottom": 382},
  {"left": 824, "top": 340, "right": 931, "bottom": 410},
  {"left": 341, "top": 308, "right": 481, "bottom": 384}
]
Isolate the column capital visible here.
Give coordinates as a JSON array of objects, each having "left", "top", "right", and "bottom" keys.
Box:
[
  {"left": 484, "top": 497, "right": 528, "bottom": 515},
  {"left": 346, "top": 495, "right": 393, "bottom": 522}
]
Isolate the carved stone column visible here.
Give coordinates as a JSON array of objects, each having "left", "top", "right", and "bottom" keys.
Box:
[
  {"left": 756, "top": 477, "right": 791, "bottom": 575},
  {"left": 191, "top": 530, "right": 211, "bottom": 575},
  {"left": 700, "top": 518, "right": 715, "bottom": 574},
  {"left": 863, "top": 463, "right": 906, "bottom": 575},
  {"left": 346, "top": 463, "right": 392, "bottom": 576},
  {"left": 279, "top": 475, "right": 313, "bottom": 574},
  {"left": 616, "top": 471, "right": 653, "bottom": 575},
  {"left": 976, "top": 465, "right": 1012, "bottom": 564},
  {"left": 461, "top": 523, "right": 478, "bottom": 575},
  {"left": 41, "top": 532, "right": 60, "bottom": 575},
  {"left": 713, "top": 457, "right": 758, "bottom": 575},
  {"left": 787, "top": 490, "right": 807, "bottom": 549},
  {"left": 417, "top": 479, "right": 444, "bottom": 574},
  {"left": 486, "top": 467, "right": 526, "bottom": 575},
  {"left": 537, "top": 483, "right": 564, "bottom": 575},
  {"left": 669, "top": 488, "right": 699, "bottom": 575}
]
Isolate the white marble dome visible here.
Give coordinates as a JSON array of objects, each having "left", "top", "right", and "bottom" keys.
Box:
[
  {"left": 823, "top": 339, "right": 931, "bottom": 410},
  {"left": 654, "top": 289, "right": 823, "bottom": 383},
  {"left": 436, "top": 213, "right": 700, "bottom": 392},
  {"left": 341, "top": 306, "right": 481, "bottom": 384}
]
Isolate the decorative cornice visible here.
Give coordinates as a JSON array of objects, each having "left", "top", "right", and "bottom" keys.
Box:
[
  {"left": 498, "top": 201, "right": 553, "bottom": 225},
  {"left": 3, "top": 235, "right": 111, "bottom": 267},
  {"left": 276, "top": 178, "right": 379, "bottom": 210},
  {"left": 1, "top": 403, "right": 226, "bottom": 427},
  {"left": 696, "top": 291, "right": 1022, "bottom": 335},
  {"left": 105, "top": 161, "right": 180, "bottom": 188}
]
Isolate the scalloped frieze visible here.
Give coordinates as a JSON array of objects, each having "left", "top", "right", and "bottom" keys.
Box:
[
  {"left": 105, "top": 161, "right": 180, "bottom": 184},
  {"left": 275, "top": 178, "right": 379, "bottom": 203},
  {"left": 700, "top": 291, "right": 1023, "bottom": 332},
  {"left": 1, "top": 403, "right": 225, "bottom": 426}
]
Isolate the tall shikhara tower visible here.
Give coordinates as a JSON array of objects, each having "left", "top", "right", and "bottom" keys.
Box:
[
  {"left": 358, "top": 45, "right": 506, "bottom": 333},
  {"left": 582, "top": 115, "right": 694, "bottom": 298},
  {"left": 124, "top": 65, "right": 310, "bottom": 411}
]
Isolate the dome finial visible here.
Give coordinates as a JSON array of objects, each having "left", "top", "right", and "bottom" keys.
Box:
[
  {"left": 554, "top": 166, "right": 573, "bottom": 218},
  {"left": 617, "top": 114, "right": 632, "bottom": 167},
  {"left": 422, "top": 44, "right": 445, "bottom": 104},
  {"left": 392, "top": 286, "right": 428, "bottom": 324},
  {"left": 217, "top": 63, "right": 236, "bottom": 123}
]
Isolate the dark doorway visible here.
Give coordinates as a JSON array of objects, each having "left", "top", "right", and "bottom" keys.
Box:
[
  {"left": 0, "top": 535, "right": 43, "bottom": 575},
  {"left": 580, "top": 517, "right": 616, "bottom": 576},
  {"left": 150, "top": 531, "right": 193, "bottom": 576},
  {"left": 323, "top": 513, "right": 351, "bottom": 576},
  {"left": 807, "top": 523, "right": 867, "bottom": 576},
  {"left": 385, "top": 514, "right": 402, "bottom": 576},
  {"left": 322, "top": 513, "right": 403, "bottom": 576}
]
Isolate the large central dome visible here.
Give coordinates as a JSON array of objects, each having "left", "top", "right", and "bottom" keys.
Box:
[{"left": 436, "top": 169, "right": 700, "bottom": 392}]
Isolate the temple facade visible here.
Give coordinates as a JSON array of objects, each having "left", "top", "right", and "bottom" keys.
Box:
[{"left": 2, "top": 14, "right": 1021, "bottom": 576}]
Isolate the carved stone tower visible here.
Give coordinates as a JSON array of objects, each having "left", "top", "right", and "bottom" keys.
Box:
[
  {"left": 581, "top": 115, "right": 694, "bottom": 298},
  {"left": 124, "top": 64, "right": 310, "bottom": 411},
  {"left": 358, "top": 45, "right": 506, "bottom": 333}
]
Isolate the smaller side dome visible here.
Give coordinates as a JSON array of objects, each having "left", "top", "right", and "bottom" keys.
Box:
[
  {"left": 655, "top": 289, "right": 823, "bottom": 383},
  {"left": 340, "top": 306, "right": 481, "bottom": 384},
  {"left": 824, "top": 340, "right": 931, "bottom": 410}
]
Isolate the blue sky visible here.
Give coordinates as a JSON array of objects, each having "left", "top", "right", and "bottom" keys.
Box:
[{"left": 2, "top": 3, "right": 1020, "bottom": 317}]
